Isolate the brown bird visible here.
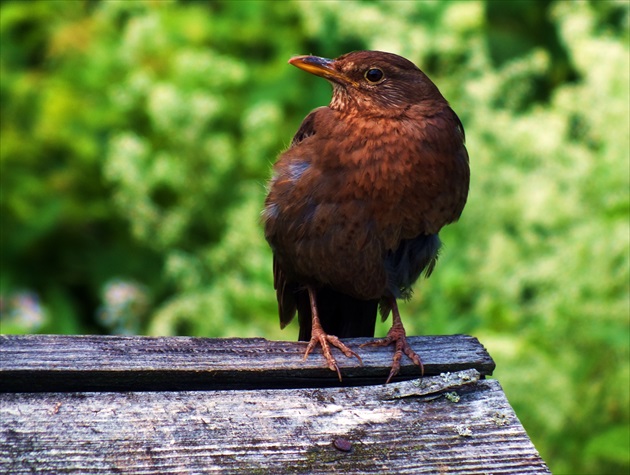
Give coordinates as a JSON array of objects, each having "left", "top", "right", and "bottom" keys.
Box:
[{"left": 263, "top": 51, "right": 469, "bottom": 383}]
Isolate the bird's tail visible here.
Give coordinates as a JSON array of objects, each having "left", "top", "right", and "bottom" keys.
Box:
[{"left": 296, "top": 287, "right": 379, "bottom": 341}]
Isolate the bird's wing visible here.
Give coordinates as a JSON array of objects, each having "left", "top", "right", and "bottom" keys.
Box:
[
  {"left": 290, "top": 107, "right": 327, "bottom": 146},
  {"left": 268, "top": 108, "right": 326, "bottom": 329},
  {"left": 273, "top": 255, "right": 298, "bottom": 329}
]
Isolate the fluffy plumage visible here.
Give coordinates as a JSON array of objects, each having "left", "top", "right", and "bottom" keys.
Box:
[{"left": 263, "top": 51, "right": 469, "bottom": 381}]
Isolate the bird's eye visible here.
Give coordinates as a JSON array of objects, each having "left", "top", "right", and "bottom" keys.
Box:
[{"left": 364, "top": 68, "right": 384, "bottom": 83}]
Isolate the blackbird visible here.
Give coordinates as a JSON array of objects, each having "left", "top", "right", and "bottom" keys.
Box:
[{"left": 263, "top": 51, "right": 469, "bottom": 382}]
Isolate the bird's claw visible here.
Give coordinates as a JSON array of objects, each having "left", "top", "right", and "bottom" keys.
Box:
[
  {"left": 304, "top": 332, "right": 363, "bottom": 381},
  {"left": 361, "top": 331, "right": 423, "bottom": 383}
]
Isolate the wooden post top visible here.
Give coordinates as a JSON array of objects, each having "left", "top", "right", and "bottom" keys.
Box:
[{"left": 0, "top": 334, "right": 550, "bottom": 474}]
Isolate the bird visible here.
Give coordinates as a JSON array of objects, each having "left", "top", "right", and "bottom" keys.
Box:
[{"left": 263, "top": 51, "right": 469, "bottom": 383}]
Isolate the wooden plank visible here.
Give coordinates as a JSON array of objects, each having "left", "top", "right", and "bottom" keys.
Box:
[
  {"left": 0, "top": 335, "right": 495, "bottom": 392},
  {"left": 0, "top": 370, "right": 550, "bottom": 474}
]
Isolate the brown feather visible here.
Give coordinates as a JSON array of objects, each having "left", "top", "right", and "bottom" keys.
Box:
[{"left": 263, "top": 51, "right": 469, "bottom": 342}]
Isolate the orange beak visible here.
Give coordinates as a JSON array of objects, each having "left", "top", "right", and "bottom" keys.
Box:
[{"left": 288, "top": 55, "right": 357, "bottom": 87}]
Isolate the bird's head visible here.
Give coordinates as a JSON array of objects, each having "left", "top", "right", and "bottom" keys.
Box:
[{"left": 289, "top": 50, "right": 446, "bottom": 116}]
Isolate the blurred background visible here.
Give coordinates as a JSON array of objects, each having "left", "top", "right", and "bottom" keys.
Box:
[{"left": 1, "top": 0, "right": 628, "bottom": 473}]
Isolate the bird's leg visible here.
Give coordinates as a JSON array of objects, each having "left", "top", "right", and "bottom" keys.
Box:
[
  {"left": 302, "top": 285, "right": 362, "bottom": 381},
  {"left": 361, "top": 296, "right": 423, "bottom": 383}
]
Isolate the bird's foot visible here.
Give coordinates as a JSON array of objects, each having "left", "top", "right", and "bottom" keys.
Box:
[
  {"left": 303, "top": 327, "right": 362, "bottom": 381},
  {"left": 361, "top": 322, "right": 423, "bottom": 384}
]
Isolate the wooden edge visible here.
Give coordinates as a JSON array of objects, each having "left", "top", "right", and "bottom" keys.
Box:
[
  {"left": 0, "top": 334, "right": 495, "bottom": 392},
  {"left": 0, "top": 375, "right": 551, "bottom": 474}
]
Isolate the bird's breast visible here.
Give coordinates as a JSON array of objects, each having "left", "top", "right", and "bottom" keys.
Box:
[
  {"left": 316, "top": 111, "right": 468, "bottom": 240},
  {"left": 264, "top": 106, "right": 469, "bottom": 298}
]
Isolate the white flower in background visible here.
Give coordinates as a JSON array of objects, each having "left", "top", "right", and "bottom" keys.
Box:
[
  {"left": 97, "top": 279, "right": 149, "bottom": 334},
  {"left": 0, "top": 291, "right": 46, "bottom": 332}
]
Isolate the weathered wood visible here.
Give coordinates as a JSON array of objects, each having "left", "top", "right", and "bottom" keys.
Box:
[
  {"left": 0, "top": 334, "right": 495, "bottom": 391},
  {"left": 0, "top": 369, "right": 550, "bottom": 474}
]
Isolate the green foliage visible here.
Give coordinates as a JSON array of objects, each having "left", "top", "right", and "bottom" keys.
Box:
[{"left": 1, "top": 1, "right": 628, "bottom": 473}]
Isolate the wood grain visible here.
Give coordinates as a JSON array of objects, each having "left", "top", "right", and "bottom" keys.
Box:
[
  {"left": 0, "top": 334, "right": 495, "bottom": 391},
  {"left": 0, "top": 370, "right": 550, "bottom": 474}
]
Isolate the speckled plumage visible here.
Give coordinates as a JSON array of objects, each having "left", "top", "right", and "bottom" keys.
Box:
[{"left": 263, "top": 51, "right": 469, "bottom": 381}]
